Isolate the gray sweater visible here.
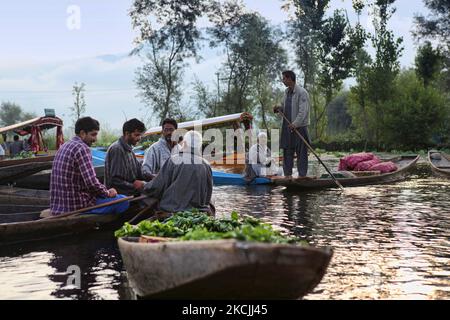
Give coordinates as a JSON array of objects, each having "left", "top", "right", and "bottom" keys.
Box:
[
  {"left": 143, "top": 152, "right": 213, "bottom": 213},
  {"left": 280, "top": 84, "right": 310, "bottom": 128}
]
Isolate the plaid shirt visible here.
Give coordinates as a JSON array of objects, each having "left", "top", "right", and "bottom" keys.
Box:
[{"left": 50, "top": 136, "right": 109, "bottom": 214}]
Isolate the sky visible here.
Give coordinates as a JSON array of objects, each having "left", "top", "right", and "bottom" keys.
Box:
[{"left": 0, "top": 0, "right": 428, "bottom": 130}]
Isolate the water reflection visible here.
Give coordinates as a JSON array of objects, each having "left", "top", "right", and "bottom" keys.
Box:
[
  {"left": 0, "top": 232, "right": 124, "bottom": 300},
  {"left": 0, "top": 166, "right": 448, "bottom": 299}
]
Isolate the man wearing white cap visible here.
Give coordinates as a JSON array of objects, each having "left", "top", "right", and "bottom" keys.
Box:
[
  {"left": 143, "top": 130, "right": 213, "bottom": 214},
  {"left": 248, "top": 132, "right": 282, "bottom": 177}
]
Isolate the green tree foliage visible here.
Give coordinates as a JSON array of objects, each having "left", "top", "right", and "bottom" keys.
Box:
[
  {"left": 315, "top": 9, "right": 358, "bottom": 138},
  {"left": 131, "top": 0, "right": 207, "bottom": 124},
  {"left": 413, "top": 0, "right": 450, "bottom": 89},
  {"left": 285, "top": 0, "right": 329, "bottom": 140},
  {"left": 206, "top": 3, "right": 287, "bottom": 129},
  {"left": 383, "top": 69, "right": 448, "bottom": 150},
  {"left": 326, "top": 92, "right": 352, "bottom": 136},
  {"left": 0, "top": 102, "right": 36, "bottom": 126},
  {"left": 415, "top": 41, "right": 444, "bottom": 87},
  {"left": 365, "top": 0, "right": 403, "bottom": 148}
]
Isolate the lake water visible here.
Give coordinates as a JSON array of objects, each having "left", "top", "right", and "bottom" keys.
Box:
[{"left": 0, "top": 162, "right": 449, "bottom": 299}]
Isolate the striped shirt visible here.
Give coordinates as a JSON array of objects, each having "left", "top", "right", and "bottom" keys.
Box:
[
  {"left": 105, "top": 137, "right": 144, "bottom": 195},
  {"left": 50, "top": 136, "right": 109, "bottom": 215},
  {"left": 142, "top": 137, "right": 180, "bottom": 177}
]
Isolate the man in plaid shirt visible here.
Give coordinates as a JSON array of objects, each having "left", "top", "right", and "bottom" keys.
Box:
[{"left": 50, "top": 117, "right": 129, "bottom": 215}]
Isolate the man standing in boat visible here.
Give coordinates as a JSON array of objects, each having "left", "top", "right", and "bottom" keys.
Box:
[
  {"left": 50, "top": 117, "right": 129, "bottom": 215},
  {"left": 105, "top": 118, "right": 147, "bottom": 196},
  {"left": 142, "top": 118, "right": 181, "bottom": 179},
  {"left": 143, "top": 130, "right": 213, "bottom": 215},
  {"left": 273, "top": 70, "right": 311, "bottom": 178}
]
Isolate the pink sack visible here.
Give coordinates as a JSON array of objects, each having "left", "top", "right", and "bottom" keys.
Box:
[
  {"left": 369, "top": 161, "right": 398, "bottom": 173},
  {"left": 339, "top": 153, "right": 375, "bottom": 170},
  {"left": 354, "top": 157, "right": 381, "bottom": 171}
]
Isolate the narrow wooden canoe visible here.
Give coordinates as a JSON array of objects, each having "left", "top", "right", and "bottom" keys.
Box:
[
  {"left": 0, "top": 204, "right": 49, "bottom": 223},
  {"left": 0, "top": 155, "right": 54, "bottom": 168},
  {"left": 273, "top": 155, "right": 420, "bottom": 190},
  {"left": 0, "top": 161, "right": 53, "bottom": 183},
  {"left": 0, "top": 186, "right": 49, "bottom": 205},
  {"left": 428, "top": 151, "right": 450, "bottom": 178},
  {"left": 118, "top": 237, "right": 332, "bottom": 299},
  {"left": 0, "top": 202, "right": 142, "bottom": 245},
  {"left": 4, "top": 165, "right": 105, "bottom": 190}
]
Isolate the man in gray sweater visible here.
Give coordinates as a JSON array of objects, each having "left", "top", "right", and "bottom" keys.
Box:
[
  {"left": 274, "top": 70, "right": 311, "bottom": 177},
  {"left": 143, "top": 130, "right": 213, "bottom": 214},
  {"left": 105, "top": 118, "right": 147, "bottom": 196}
]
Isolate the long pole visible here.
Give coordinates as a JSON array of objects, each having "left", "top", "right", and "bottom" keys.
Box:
[
  {"left": 43, "top": 194, "right": 148, "bottom": 220},
  {"left": 279, "top": 111, "right": 344, "bottom": 190}
]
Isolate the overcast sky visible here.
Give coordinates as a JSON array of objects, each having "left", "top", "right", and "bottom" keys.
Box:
[{"left": 0, "top": 0, "right": 427, "bottom": 130}]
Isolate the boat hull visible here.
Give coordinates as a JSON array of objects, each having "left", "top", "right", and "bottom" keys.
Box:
[
  {"left": 273, "top": 155, "right": 420, "bottom": 189},
  {"left": 428, "top": 151, "right": 450, "bottom": 178},
  {"left": 0, "top": 204, "right": 141, "bottom": 245},
  {"left": 118, "top": 238, "right": 332, "bottom": 299}
]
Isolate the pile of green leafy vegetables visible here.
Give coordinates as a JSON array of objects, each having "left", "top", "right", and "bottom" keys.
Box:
[{"left": 115, "top": 210, "right": 299, "bottom": 244}]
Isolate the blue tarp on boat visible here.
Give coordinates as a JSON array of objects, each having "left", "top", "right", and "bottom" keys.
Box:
[{"left": 90, "top": 147, "right": 272, "bottom": 186}]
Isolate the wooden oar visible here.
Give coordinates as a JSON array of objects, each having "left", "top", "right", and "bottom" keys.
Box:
[
  {"left": 43, "top": 194, "right": 148, "bottom": 220},
  {"left": 278, "top": 111, "right": 344, "bottom": 190},
  {"left": 127, "top": 197, "right": 159, "bottom": 224}
]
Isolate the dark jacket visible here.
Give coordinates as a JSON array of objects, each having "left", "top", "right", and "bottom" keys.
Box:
[{"left": 105, "top": 137, "right": 144, "bottom": 195}]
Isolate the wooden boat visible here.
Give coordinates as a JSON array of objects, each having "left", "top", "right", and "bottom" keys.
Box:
[
  {"left": 0, "top": 202, "right": 144, "bottom": 245},
  {"left": 118, "top": 237, "right": 333, "bottom": 299},
  {"left": 0, "top": 114, "right": 64, "bottom": 165},
  {"left": 143, "top": 113, "right": 250, "bottom": 137},
  {"left": 143, "top": 113, "right": 253, "bottom": 169},
  {"left": 3, "top": 165, "right": 105, "bottom": 190},
  {"left": 0, "top": 186, "right": 49, "bottom": 205},
  {"left": 273, "top": 155, "right": 420, "bottom": 190},
  {"left": 0, "top": 161, "right": 53, "bottom": 182},
  {"left": 0, "top": 155, "right": 54, "bottom": 168},
  {"left": 428, "top": 151, "right": 450, "bottom": 178},
  {"left": 0, "top": 204, "right": 49, "bottom": 223}
]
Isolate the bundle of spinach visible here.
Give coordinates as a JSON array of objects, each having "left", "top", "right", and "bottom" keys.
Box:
[{"left": 115, "top": 210, "right": 298, "bottom": 244}]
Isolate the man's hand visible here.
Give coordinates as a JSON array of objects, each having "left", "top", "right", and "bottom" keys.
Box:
[
  {"left": 133, "top": 180, "right": 145, "bottom": 191},
  {"left": 273, "top": 105, "right": 281, "bottom": 113},
  {"left": 107, "top": 188, "right": 118, "bottom": 198},
  {"left": 288, "top": 123, "right": 297, "bottom": 131}
]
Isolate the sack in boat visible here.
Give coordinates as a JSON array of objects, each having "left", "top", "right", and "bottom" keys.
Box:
[
  {"left": 354, "top": 157, "right": 381, "bottom": 171},
  {"left": 369, "top": 161, "right": 398, "bottom": 173},
  {"left": 338, "top": 152, "right": 375, "bottom": 171}
]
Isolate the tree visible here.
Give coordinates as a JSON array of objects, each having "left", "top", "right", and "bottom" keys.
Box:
[
  {"left": 383, "top": 69, "right": 448, "bottom": 150},
  {"left": 0, "top": 102, "right": 37, "bottom": 141},
  {"left": 131, "top": 0, "right": 207, "bottom": 124},
  {"left": 413, "top": 0, "right": 450, "bottom": 89},
  {"left": 348, "top": 0, "right": 372, "bottom": 148},
  {"left": 285, "top": 0, "right": 330, "bottom": 140},
  {"left": 0, "top": 102, "right": 36, "bottom": 126},
  {"left": 326, "top": 92, "right": 352, "bottom": 136},
  {"left": 71, "top": 82, "right": 86, "bottom": 123},
  {"left": 415, "top": 41, "right": 444, "bottom": 87},
  {"left": 366, "top": 0, "right": 403, "bottom": 148},
  {"left": 315, "top": 9, "right": 358, "bottom": 139},
  {"left": 206, "top": 4, "right": 287, "bottom": 131}
]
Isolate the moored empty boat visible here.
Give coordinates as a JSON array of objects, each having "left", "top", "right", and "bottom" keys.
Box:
[{"left": 428, "top": 151, "right": 450, "bottom": 178}]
